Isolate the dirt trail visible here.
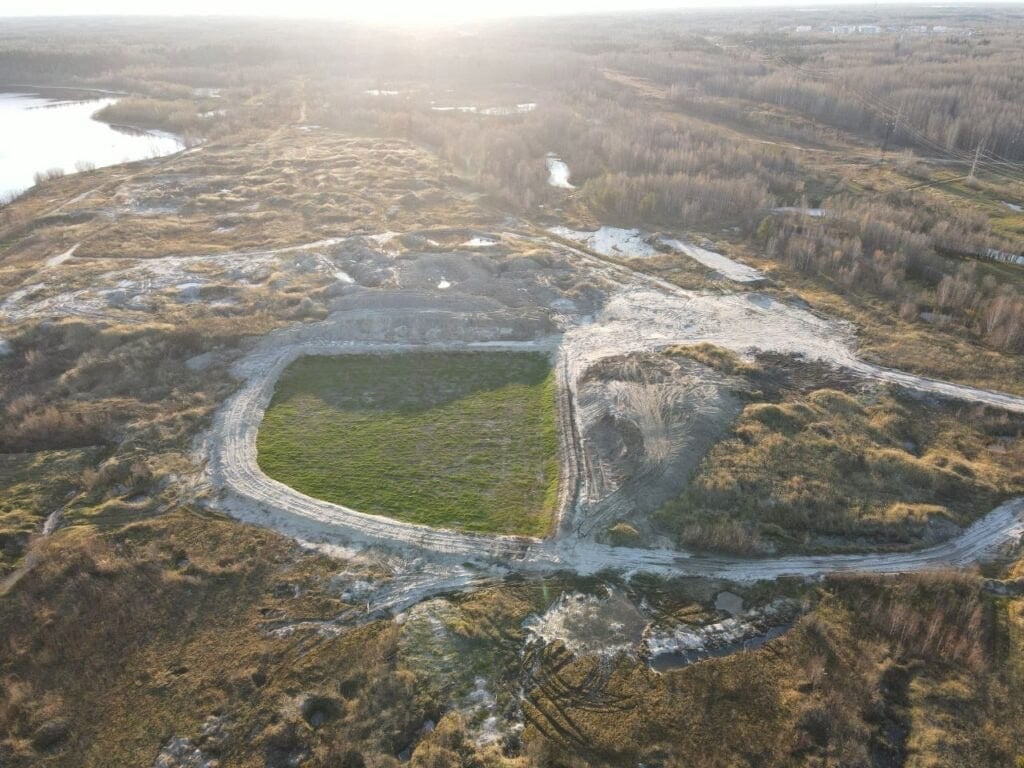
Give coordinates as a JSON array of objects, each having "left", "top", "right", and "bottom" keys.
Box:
[
  {"left": 200, "top": 231, "right": 1024, "bottom": 587},
  {"left": 0, "top": 509, "right": 63, "bottom": 597},
  {"left": 44, "top": 242, "right": 79, "bottom": 268},
  {"left": 204, "top": 335, "right": 562, "bottom": 562},
  {"left": 555, "top": 496, "right": 1024, "bottom": 580}
]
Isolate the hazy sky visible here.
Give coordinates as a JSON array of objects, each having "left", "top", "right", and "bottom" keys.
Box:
[{"left": 0, "top": 0, "right": 1005, "bottom": 24}]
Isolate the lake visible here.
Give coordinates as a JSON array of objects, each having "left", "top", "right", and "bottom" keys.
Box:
[{"left": 0, "top": 88, "right": 185, "bottom": 201}]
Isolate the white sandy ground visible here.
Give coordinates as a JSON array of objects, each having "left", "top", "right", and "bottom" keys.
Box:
[
  {"left": 196, "top": 230, "right": 1024, "bottom": 595},
  {"left": 550, "top": 226, "right": 659, "bottom": 258},
  {"left": 524, "top": 591, "right": 646, "bottom": 657},
  {"left": 431, "top": 104, "right": 535, "bottom": 115},
  {"left": 0, "top": 237, "right": 348, "bottom": 325},
  {"left": 773, "top": 206, "right": 827, "bottom": 217},
  {"left": 44, "top": 242, "right": 79, "bottom": 268},
  {"left": 550, "top": 226, "right": 765, "bottom": 283},
  {"left": 6, "top": 219, "right": 1021, "bottom": 603},
  {"left": 523, "top": 588, "right": 797, "bottom": 662},
  {"left": 643, "top": 598, "right": 796, "bottom": 658},
  {"left": 658, "top": 238, "right": 765, "bottom": 283}
]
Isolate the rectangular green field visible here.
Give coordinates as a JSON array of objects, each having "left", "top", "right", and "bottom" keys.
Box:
[{"left": 256, "top": 351, "right": 560, "bottom": 536}]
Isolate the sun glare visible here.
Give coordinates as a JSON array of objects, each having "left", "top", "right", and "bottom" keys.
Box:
[
  {"left": 0, "top": 0, "right": 708, "bottom": 24},
  {"left": 2, "top": 0, "right": 963, "bottom": 23}
]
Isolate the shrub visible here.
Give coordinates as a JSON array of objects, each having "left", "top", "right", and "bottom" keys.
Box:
[
  {"left": 32, "top": 167, "right": 65, "bottom": 185},
  {"left": 607, "top": 521, "right": 641, "bottom": 547}
]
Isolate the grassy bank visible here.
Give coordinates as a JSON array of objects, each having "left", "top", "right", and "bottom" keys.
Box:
[{"left": 257, "top": 352, "right": 559, "bottom": 536}]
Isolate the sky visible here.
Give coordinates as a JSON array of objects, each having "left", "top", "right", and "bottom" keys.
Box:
[{"left": 0, "top": 0, "right": 1007, "bottom": 24}]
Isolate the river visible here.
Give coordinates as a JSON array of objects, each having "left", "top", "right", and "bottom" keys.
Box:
[{"left": 0, "top": 87, "right": 184, "bottom": 201}]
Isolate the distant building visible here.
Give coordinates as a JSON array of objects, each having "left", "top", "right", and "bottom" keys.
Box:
[
  {"left": 932, "top": 26, "right": 975, "bottom": 37},
  {"left": 828, "top": 24, "right": 881, "bottom": 35},
  {"left": 794, "top": 25, "right": 812, "bottom": 33}
]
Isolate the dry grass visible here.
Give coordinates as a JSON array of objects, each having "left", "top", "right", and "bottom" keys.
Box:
[
  {"left": 0, "top": 318, "right": 249, "bottom": 577},
  {"left": 520, "top": 572, "right": 1023, "bottom": 767},
  {"left": 0, "top": 511, "right": 442, "bottom": 767},
  {"left": 664, "top": 343, "right": 759, "bottom": 377},
  {"left": 856, "top": 321, "right": 1024, "bottom": 398},
  {"left": 3, "top": 513, "right": 1021, "bottom": 767},
  {"left": 0, "top": 448, "right": 96, "bottom": 577},
  {"left": 738, "top": 245, "right": 1024, "bottom": 398},
  {"left": 1, "top": 21, "right": 1022, "bottom": 765},
  {"left": 0, "top": 128, "right": 491, "bottom": 277},
  {"left": 656, "top": 358, "right": 1024, "bottom": 553}
]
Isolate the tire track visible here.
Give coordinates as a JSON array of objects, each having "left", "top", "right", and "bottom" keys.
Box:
[{"left": 201, "top": 235, "right": 1024, "bottom": 586}]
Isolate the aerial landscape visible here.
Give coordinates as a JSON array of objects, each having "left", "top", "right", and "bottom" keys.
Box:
[{"left": 1, "top": 2, "right": 1024, "bottom": 765}]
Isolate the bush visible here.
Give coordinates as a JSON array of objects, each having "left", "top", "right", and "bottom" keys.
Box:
[
  {"left": 607, "top": 521, "right": 641, "bottom": 547},
  {"left": 32, "top": 167, "right": 65, "bottom": 185}
]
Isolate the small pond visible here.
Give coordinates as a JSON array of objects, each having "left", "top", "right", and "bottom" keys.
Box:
[{"left": 649, "top": 624, "right": 793, "bottom": 672}]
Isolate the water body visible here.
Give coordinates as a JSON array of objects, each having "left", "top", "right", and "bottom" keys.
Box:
[
  {"left": 0, "top": 87, "right": 185, "bottom": 201},
  {"left": 649, "top": 624, "right": 793, "bottom": 672},
  {"left": 546, "top": 153, "right": 574, "bottom": 189}
]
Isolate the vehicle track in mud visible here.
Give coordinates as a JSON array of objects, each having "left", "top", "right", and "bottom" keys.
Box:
[{"left": 201, "top": 232, "right": 1024, "bottom": 588}]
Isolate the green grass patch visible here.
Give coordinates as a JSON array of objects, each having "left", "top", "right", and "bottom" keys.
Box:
[
  {"left": 256, "top": 352, "right": 559, "bottom": 536},
  {"left": 0, "top": 447, "right": 97, "bottom": 577}
]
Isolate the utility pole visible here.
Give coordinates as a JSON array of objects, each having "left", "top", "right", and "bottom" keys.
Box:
[
  {"left": 969, "top": 141, "right": 983, "bottom": 181},
  {"left": 881, "top": 100, "right": 903, "bottom": 158}
]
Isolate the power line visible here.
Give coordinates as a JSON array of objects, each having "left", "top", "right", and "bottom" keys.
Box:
[{"left": 730, "top": 37, "right": 1024, "bottom": 187}]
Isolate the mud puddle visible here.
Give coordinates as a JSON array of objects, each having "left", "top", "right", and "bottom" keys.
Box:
[{"left": 649, "top": 623, "right": 793, "bottom": 671}]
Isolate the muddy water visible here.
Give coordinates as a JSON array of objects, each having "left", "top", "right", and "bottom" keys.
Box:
[
  {"left": 0, "top": 87, "right": 184, "bottom": 200},
  {"left": 649, "top": 624, "right": 793, "bottom": 672}
]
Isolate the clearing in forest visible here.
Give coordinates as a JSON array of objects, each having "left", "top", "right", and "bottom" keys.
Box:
[{"left": 257, "top": 351, "right": 559, "bottom": 536}]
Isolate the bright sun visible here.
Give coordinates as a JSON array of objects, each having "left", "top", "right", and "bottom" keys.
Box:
[
  {"left": 2, "top": 0, "right": 951, "bottom": 24},
  {"left": 0, "top": 0, "right": 743, "bottom": 25}
]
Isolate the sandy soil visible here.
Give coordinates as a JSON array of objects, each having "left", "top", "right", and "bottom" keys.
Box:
[
  {"left": 550, "top": 226, "right": 765, "bottom": 283},
  {"left": 11, "top": 208, "right": 1016, "bottom": 604},
  {"left": 0, "top": 237, "right": 349, "bottom": 325},
  {"left": 658, "top": 237, "right": 765, "bottom": 283},
  {"left": 196, "top": 229, "right": 1024, "bottom": 594}
]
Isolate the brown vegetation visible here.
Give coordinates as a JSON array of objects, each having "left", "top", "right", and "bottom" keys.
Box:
[
  {"left": 761, "top": 197, "right": 1024, "bottom": 353},
  {"left": 656, "top": 355, "right": 1024, "bottom": 553},
  {"left": 0, "top": 11, "right": 1022, "bottom": 767},
  {"left": 517, "top": 572, "right": 1023, "bottom": 767}
]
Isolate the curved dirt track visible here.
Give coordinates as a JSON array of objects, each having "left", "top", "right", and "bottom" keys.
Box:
[
  {"left": 203, "top": 233, "right": 1024, "bottom": 583},
  {"left": 207, "top": 337, "right": 561, "bottom": 561},
  {"left": 557, "top": 496, "right": 1024, "bottom": 580}
]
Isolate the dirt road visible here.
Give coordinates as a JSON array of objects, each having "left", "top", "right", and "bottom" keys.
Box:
[{"left": 201, "top": 233, "right": 1024, "bottom": 584}]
